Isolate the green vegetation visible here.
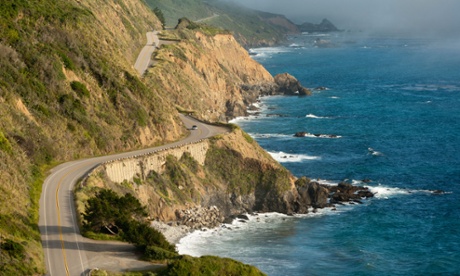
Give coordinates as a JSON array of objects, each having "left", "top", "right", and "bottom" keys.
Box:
[
  {"left": 0, "top": 131, "right": 13, "bottom": 154},
  {"left": 82, "top": 189, "right": 176, "bottom": 257},
  {"left": 0, "top": 0, "right": 167, "bottom": 273},
  {"left": 88, "top": 254, "right": 266, "bottom": 276},
  {"left": 161, "top": 255, "right": 266, "bottom": 276},
  {"left": 70, "top": 81, "right": 90, "bottom": 98},
  {"left": 88, "top": 255, "right": 266, "bottom": 275},
  {"left": 146, "top": 0, "right": 215, "bottom": 27},
  {"left": 205, "top": 144, "right": 291, "bottom": 196},
  {"left": 153, "top": 7, "right": 166, "bottom": 28},
  {"left": 1, "top": 0, "right": 296, "bottom": 274},
  {"left": 178, "top": 18, "right": 231, "bottom": 37},
  {"left": 146, "top": 0, "right": 293, "bottom": 47},
  {"left": 81, "top": 188, "right": 268, "bottom": 274}
]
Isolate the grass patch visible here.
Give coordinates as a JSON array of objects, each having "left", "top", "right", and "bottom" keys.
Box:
[
  {"left": 70, "top": 81, "right": 90, "bottom": 98},
  {"left": 162, "top": 255, "right": 266, "bottom": 276}
]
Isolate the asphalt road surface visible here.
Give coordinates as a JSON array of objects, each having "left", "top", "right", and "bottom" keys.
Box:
[
  {"left": 134, "top": 31, "right": 159, "bottom": 75},
  {"left": 39, "top": 115, "right": 227, "bottom": 275}
]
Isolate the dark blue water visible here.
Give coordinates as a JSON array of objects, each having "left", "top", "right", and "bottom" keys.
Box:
[{"left": 178, "top": 34, "right": 460, "bottom": 275}]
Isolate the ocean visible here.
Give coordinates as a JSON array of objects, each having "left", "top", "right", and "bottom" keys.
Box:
[{"left": 177, "top": 33, "right": 460, "bottom": 275}]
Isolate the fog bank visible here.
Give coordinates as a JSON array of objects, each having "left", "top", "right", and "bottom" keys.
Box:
[{"left": 227, "top": 0, "right": 460, "bottom": 37}]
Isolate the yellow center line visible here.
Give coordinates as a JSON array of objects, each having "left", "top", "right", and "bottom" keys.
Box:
[
  {"left": 54, "top": 160, "right": 96, "bottom": 276},
  {"left": 56, "top": 174, "right": 70, "bottom": 276}
]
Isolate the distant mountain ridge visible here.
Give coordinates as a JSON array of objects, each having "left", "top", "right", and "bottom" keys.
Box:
[
  {"left": 149, "top": 0, "right": 339, "bottom": 47},
  {"left": 298, "top": 18, "right": 340, "bottom": 33}
]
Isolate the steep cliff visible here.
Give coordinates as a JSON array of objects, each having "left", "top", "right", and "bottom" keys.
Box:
[
  {"left": 147, "top": 27, "right": 275, "bottom": 122},
  {"left": 0, "top": 0, "right": 329, "bottom": 274}
]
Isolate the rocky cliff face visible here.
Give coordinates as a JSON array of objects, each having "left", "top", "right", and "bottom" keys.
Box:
[{"left": 147, "top": 26, "right": 311, "bottom": 122}]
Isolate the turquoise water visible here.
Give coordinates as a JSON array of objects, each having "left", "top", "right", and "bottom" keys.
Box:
[{"left": 178, "top": 33, "right": 460, "bottom": 275}]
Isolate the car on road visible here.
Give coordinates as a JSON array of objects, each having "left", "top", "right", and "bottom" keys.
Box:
[{"left": 191, "top": 125, "right": 198, "bottom": 130}]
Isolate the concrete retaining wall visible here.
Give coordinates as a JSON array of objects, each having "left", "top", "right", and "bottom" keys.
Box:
[{"left": 94, "top": 140, "right": 209, "bottom": 184}]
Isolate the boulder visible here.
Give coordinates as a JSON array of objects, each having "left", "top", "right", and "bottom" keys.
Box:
[
  {"left": 175, "top": 206, "right": 223, "bottom": 229},
  {"left": 295, "top": 178, "right": 329, "bottom": 208},
  {"left": 274, "top": 73, "right": 311, "bottom": 96},
  {"left": 327, "top": 182, "right": 374, "bottom": 204}
]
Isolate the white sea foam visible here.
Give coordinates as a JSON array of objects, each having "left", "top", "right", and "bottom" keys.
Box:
[
  {"left": 177, "top": 211, "right": 337, "bottom": 257},
  {"left": 297, "top": 132, "right": 342, "bottom": 139},
  {"left": 229, "top": 116, "right": 256, "bottom": 124},
  {"left": 269, "top": 151, "right": 321, "bottom": 162},
  {"left": 368, "top": 147, "right": 384, "bottom": 156},
  {"left": 368, "top": 185, "right": 416, "bottom": 199},
  {"left": 316, "top": 179, "right": 436, "bottom": 200},
  {"left": 177, "top": 212, "right": 295, "bottom": 256},
  {"left": 176, "top": 181, "right": 443, "bottom": 259},
  {"left": 289, "top": 43, "right": 303, "bottom": 48},
  {"left": 249, "top": 133, "right": 292, "bottom": 139},
  {"left": 302, "top": 33, "right": 331, "bottom": 37},
  {"left": 306, "top": 114, "right": 330, "bottom": 119},
  {"left": 249, "top": 46, "right": 292, "bottom": 59}
]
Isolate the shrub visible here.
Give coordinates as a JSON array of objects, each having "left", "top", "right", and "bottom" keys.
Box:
[
  {"left": 1, "top": 239, "right": 25, "bottom": 259},
  {"left": 70, "top": 81, "right": 90, "bottom": 98},
  {"left": 162, "top": 255, "right": 266, "bottom": 276},
  {"left": 58, "top": 52, "right": 76, "bottom": 70},
  {"left": 119, "top": 220, "right": 176, "bottom": 253},
  {"left": 143, "top": 245, "right": 179, "bottom": 261},
  {"left": 83, "top": 189, "right": 176, "bottom": 258}
]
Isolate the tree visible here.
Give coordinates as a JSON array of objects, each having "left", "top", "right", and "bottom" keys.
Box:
[
  {"left": 153, "top": 7, "right": 165, "bottom": 29},
  {"left": 82, "top": 189, "right": 176, "bottom": 256},
  {"left": 82, "top": 189, "right": 146, "bottom": 235}
]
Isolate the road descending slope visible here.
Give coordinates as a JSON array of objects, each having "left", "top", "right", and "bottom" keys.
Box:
[
  {"left": 134, "top": 31, "right": 159, "bottom": 75},
  {"left": 39, "top": 115, "right": 228, "bottom": 275}
]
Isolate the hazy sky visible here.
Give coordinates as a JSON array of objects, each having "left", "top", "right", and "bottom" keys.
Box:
[{"left": 228, "top": 0, "right": 460, "bottom": 36}]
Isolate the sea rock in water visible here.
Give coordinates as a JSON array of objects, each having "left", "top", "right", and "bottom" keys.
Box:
[
  {"left": 327, "top": 182, "right": 374, "bottom": 203},
  {"left": 274, "top": 73, "right": 311, "bottom": 96},
  {"left": 294, "top": 132, "right": 308, "bottom": 137},
  {"left": 295, "top": 177, "right": 329, "bottom": 208}
]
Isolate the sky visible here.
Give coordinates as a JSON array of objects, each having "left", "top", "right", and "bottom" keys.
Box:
[{"left": 227, "top": 0, "right": 460, "bottom": 37}]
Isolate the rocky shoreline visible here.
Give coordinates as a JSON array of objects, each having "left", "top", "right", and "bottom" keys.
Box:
[{"left": 153, "top": 180, "right": 375, "bottom": 246}]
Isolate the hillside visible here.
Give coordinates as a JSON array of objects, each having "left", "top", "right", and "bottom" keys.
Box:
[
  {"left": 0, "top": 0, "right": 167, "bottom": 274},
  {"left": 0, "top": 0, "right": 309, "bottom": 274},
  {"left": 147, "top": 0, "right": 300, "bottom": 47}
]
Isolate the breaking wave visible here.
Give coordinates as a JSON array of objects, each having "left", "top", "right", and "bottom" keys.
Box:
[{"left": 269, "top": 151, "right": 321, "bottom": 162}]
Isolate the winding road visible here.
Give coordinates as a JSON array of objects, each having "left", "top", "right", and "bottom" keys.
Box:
[
  {"left": 39, "top": 40, "right": 228, "bottom": 275},
  {"left": 134, "top": 31, "right": 159, "bottom": 75}
]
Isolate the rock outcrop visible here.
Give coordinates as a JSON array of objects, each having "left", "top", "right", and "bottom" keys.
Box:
[
  {"left": 274, "top": 73, "right": 311, "bottom": 96},
  {"left": 299, "top": 18, "right": 339, "bottom": 33},
  {"left": 326, "top": 182, "right": 374, "bottom": 204}
]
